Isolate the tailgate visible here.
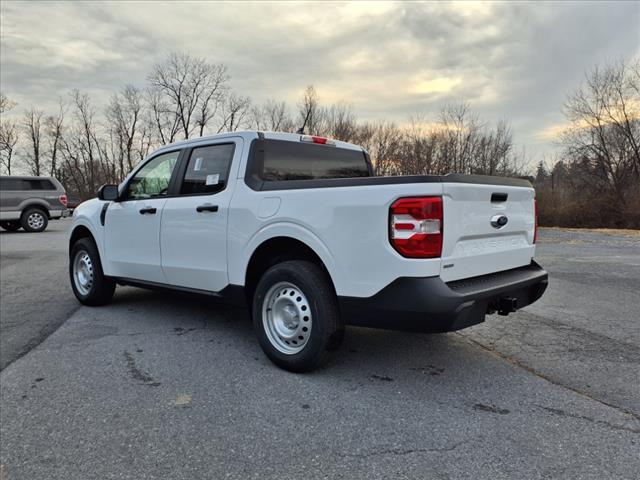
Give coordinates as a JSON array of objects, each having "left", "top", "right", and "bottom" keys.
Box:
[{"left": 440, "top": 182, "right": 536, "bottom": 282}]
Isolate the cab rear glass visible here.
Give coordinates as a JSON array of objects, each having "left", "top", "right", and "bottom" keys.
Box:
[{"left": 248, "top": 139, "right": 370, "bottom": 183}]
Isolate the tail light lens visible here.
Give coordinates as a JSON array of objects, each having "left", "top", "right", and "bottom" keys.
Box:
[
  {"left": 59, "top": 194, "right": 68, "bottom": 207},
  {"left": 300, "top": 135, "right": 336, "bottom": 146},
  {"left": 390, "top": 197, "right": 443, "bottom": 258},
  {"left": 533, "top": 198, "right": 538, "bottom": 244}
]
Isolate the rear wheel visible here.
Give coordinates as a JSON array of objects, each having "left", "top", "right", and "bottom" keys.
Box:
[
  {"left": 21, "top": 208, "right": 48, "bottom": 232},
  {"left": 252, "top": 260, "right": 343, "bottom": 372},
  {"left": 0, "top": 221, "right": 21, "bottom": 232},
  {"left": 69, "top": 238, "right": 115, "bottom": 306}
]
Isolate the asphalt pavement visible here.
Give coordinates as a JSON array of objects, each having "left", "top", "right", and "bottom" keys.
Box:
[
  {"left": 0, "top": 221, "right": 638, "bottom": 479},
  {"left": 0, "top": 219, "right": 79, "bottom": 370}
]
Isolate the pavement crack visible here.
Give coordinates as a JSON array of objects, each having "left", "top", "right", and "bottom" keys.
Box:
[
  {"left": 123, "top": 351, "right": 161, "bottom": 386},
  {"left": 535, "top": 404, "right": 640, "bottom": 434},
  {"left": 174, "top": 327, "right": 199, "bottom": 336},
  {"left": 461, "top": 335, "right": 640, "bottom": 421},
  {"left": 338, "top": 440, "right": 467, "bottom": 459}
]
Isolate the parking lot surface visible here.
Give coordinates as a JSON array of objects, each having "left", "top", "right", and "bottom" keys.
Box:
[
  {"left": 1, "top": 221, "right": 639, "bottom": 479},
  {"left": 0, "top": 219, "right": 79, "bottom": 370}
]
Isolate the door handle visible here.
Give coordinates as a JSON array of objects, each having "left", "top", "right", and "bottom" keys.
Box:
[
  {"left": 139, "top": 207, "right": 157, "bottom": 215},
  {"left": 196, "top": 204, "right": 219, "bottom": 213}
]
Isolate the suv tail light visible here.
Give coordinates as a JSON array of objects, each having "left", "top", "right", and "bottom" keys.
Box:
[
  {"left": 390, "top": 197, "right": 443, "bottom": 258},
  {"left": 59, "top": 194, "right": 68, "bottom": 207},
  {"left": 533, "top": 198, "right": 538, "bottom": 244}
]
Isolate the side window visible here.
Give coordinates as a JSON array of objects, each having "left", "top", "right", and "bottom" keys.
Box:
[
  {"left": 0, "top": 178, "right": 25, "bottom": 191},
  {"left": 25, "top": 179, "right": 55, "bottom": 190},
  {"left": 124, "top": 151, "right": 179, "bottom": 201},
  {"left": 180, "top": 144, "right": 235, "bottom": 195}
]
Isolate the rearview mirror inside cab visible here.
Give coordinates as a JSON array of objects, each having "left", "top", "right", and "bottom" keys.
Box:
[{"left": 97, "top": 184, "right": 119, "bottom": 201}]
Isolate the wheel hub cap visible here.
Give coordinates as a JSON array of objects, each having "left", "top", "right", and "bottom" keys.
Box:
[
  {"left": 262, "top": 282, "right": 312, "bottom": 355},
  {"left": 73, "top": 250, "right": 94, "bottom": 296},
  {"left": 27, "top": 213, "right": 44, "bottom": 229}
]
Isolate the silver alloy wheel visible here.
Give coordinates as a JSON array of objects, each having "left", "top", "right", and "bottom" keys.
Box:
[
  {"left": 262, "top": 281, "right": 312, "bottom": 355},
  {"left": 27, "top": 212, "right": 45, "bottom": 230},
  {"left": 73, "top": 250, "right": 94, "bottom": 296}
]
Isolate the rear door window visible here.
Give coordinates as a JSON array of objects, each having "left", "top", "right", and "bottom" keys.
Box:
[{"left": 180, "top": 143, "right": 235, "bottom": 195}]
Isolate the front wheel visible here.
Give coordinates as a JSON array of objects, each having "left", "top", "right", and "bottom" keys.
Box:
[
  {"left": 69, "top": 238, "right": 116, "bottom": 306},
  {"left": 252, "top": 260, "right": 344, "bottom": 372}
]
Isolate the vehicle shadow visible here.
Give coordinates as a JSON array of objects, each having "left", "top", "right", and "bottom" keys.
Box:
[{"left": 106, "top": 286, "right": 480, "bottom": 387}]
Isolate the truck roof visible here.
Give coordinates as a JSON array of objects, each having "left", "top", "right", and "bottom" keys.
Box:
[
  {"left": 152, "top": 131, "right": 364, "bottom": 157},
  {"left": 0, "top": 175, "right": 60, "bottom": 181}
]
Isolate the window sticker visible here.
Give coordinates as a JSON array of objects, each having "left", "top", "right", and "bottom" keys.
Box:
[
  {"left": 194, "top": 157, "right": 203, "bottom": 171},
  {"left": 206, "top": 174, "right": 220, "bottom": 185}
]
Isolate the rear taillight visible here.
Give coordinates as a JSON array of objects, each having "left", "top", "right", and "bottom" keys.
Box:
[
  {"left": 389, "top": 197, "right": 443, "bottom": 258},
  {"left": 533, "top": 198, "right": 538, "bottom": 244},
  {"left": 59, "top": 194, "right": 68, "bottom": 207}
]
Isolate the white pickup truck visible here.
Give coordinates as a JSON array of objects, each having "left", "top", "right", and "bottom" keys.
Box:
[{"left": 68, "top": 131, "right": 547, "bottom": 371}]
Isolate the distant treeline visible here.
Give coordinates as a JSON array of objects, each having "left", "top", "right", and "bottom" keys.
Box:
[{"left": 1, "top": 54, "right": 638, "bottom": 228}]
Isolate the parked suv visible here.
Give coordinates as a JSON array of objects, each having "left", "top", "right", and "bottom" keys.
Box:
[
  {"left": 69, "top": 131, "right": 547, "bottom": 371},
  {"left": 0, "top": 175, "right": 69, "bottom": 232}
]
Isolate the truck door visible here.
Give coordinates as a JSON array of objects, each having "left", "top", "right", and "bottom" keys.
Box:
[
  {"left": 160, "top": 139, "right": 242, "bottom": 292},
  {"left": 104, "top": 150, "right": 181, "bottom": 283}
]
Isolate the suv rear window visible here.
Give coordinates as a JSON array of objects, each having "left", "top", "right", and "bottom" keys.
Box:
[
  {"left": 0, "top": 178, "right": 55, "bottom": 191},
  {"left": 249, "top": 139, "right": 370, "bottom": 182}
]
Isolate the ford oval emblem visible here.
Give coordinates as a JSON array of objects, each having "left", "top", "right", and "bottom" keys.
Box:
[{"left": 490, "top": 214, "right": 508, "bottom": 229}]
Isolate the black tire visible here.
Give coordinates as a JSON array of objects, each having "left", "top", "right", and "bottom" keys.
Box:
[
  {"left": 252, "top": 260, "right": 344, "bottom": 372},
  {"left": 0, "top": 221, "right": 21, "bottom": 232},
  {"left": 21, "top": 207, "right": 48, "bottom": 232},
  {"left": 69, "top": 238, "right": 116, "bottom": 306}
]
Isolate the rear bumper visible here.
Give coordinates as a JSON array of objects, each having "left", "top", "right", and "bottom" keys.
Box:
[
  {"left": 338, "top": 261, "right": 548, "bottom": 333},
  {"left": 51, "top": 208, "right": 70, "bottom": 219}
]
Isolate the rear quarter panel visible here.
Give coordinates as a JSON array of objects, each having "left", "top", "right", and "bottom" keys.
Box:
[{"left": 228, "top": 180, "right": 444, "bottom": 298}]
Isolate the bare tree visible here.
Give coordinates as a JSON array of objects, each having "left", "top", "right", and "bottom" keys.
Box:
[
  {"left": 297, "top": 85, "right": 324, "bottom": 134},
  {"left": 23, "top": 107, "right": 45, "bottom": 176},
  {"left": 107, "top": 85, "right": 145, "bottom": 179},
  {"left": 148, "top": 52, "right": 230, "bottom": 140},
  {"left": 438, "top": 102, "right": 482, "bottom": 173},
  {"left": 367, "top": 122, "right": 404, "bottom": 175},
  {"left": 146, "top": 86, "right": 180, "bottom": 145},
  {"left": 325, "top": 103, "right": 358, "bottom": 142},
  {"left": 59, "top": 90, "right": 116, "bottom": 197},
  {"left": 250, "top": 100, "right": 293, "bottom": 132},
  {"left": 44, "top": 99, "right": 65, "bottom": 177},
  {"left": 0, "top": 93, "right": 19, "bottom": 175},
  {"left": 562, "top": 59, "right": 640, "bottom": 208},
  {"left": 217, "top": 93, "right": 251, "bottom": 133}
]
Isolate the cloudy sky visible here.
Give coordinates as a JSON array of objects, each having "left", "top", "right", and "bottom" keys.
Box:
[{"left": 1, "top": 1, "right": 639, "bottom": 165}]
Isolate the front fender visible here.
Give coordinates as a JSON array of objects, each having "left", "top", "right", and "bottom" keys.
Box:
[{"left": 69, "top": 199, "right": 106, "bottom": 260}]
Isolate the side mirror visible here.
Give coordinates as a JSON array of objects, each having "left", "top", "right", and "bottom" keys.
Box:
[{"left": 97, "top": 184, "right": 119, "bottom": 201}]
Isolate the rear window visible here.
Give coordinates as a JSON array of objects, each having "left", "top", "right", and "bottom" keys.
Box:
[
  {"left": 250, "top": 139, "right": 370, "bottom": 182},
  {"left": 0, "top": 178, "right": 55, "bottom": 191}
]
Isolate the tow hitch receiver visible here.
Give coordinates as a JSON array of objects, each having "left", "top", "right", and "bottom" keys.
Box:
[{"left": 497, "top": 297, "right": 518, "bottom": 316}]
